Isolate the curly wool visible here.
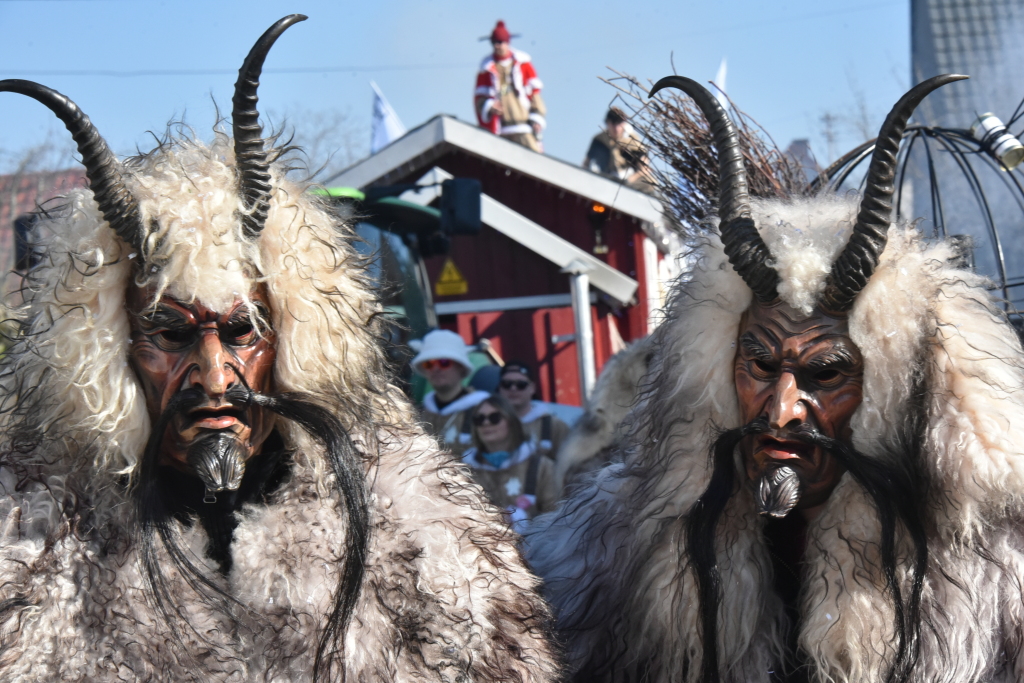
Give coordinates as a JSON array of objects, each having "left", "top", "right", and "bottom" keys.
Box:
[
  {"left": 2, "top": 132, "right": 390, "bottom": 484},
  {"left": 552, "top": 335, "right": 654, "bottom": 492},
  {"left": 525, "top": 193, "right": 1024, "bottom": 682},
  {"left": 0, "top": 133, "right": 559, "bottom": 682}
]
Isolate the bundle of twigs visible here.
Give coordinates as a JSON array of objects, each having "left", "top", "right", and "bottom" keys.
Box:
[{"left": 604, "top": 69, "right": 809, "bottom": 238}]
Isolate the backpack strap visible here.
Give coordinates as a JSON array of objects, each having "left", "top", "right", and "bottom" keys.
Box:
[{"left": 525, "top": 452, "right": 542, "bottom": 496}]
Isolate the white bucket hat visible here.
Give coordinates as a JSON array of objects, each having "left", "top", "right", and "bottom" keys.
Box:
[{"left": 409, "top": 329, "right": 474, "bottom": 375}]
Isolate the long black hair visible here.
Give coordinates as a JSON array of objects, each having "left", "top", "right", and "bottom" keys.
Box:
[
  {"left": 134, "top": 384, "right": 369, "bottom": 682},
  {"left": 685, "top": 419, "right": 930, "bottom": 683}
]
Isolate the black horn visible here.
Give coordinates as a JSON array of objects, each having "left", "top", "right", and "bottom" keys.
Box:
[
  {"left": 820, "top": 74, "right": 967, "bottom": 312},
  {"left": 649, "top": 75, "right": 779, "bottom": 302},
  {"left": 0, "top": 80, "right": 145, "bottom": 254},
  {"left": 232, "top": 14, "right": 307, "bottom": 239}
]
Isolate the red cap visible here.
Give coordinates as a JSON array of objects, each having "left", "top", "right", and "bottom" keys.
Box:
[{"left": 491, "top": 20, "right": 511, "bottom": 43}]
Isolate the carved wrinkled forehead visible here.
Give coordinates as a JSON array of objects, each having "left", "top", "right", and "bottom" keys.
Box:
[
  {"left": 125, "top": 280, "right": 273, "bottom": 335},
  {"left": 738, "top": 301, "right": 862, "bottom": 363}
]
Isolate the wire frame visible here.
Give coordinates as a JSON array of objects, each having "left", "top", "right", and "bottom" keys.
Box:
[{"left": 812, "top": 121, "right": 1024, "bottom": 316}]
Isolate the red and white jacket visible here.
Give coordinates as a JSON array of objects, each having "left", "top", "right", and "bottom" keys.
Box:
[{"left": 474, "top": 49, "right": 545, "bottom": 136}]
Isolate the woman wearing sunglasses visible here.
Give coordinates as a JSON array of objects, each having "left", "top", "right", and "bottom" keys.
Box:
[{"left": 462, "top": 395, "right": 558, "bottom": 532}]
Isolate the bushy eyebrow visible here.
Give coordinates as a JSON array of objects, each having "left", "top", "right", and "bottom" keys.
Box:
[
  {"left": 138, "top": 305, "right": 192, "bottom": 329},
  {"left": 805, "top": 344, "right": 858, "bottom": 369},
  {"left": 739, "top": 332, "right": 775, "bottom": 361}
]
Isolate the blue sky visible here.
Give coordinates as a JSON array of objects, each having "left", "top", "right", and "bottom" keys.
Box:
[{"left": 0, "top": 0, "right": 910, "bottom": 173}]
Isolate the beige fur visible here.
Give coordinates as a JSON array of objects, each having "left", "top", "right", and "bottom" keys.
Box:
[
  {"left": 0, "top": 134, "right": 559, "bottom": 681},
  {"left": 525, "top": 193, "right": 1024, "bottom": 682},
  {"left": 553, "top": 336, "right": 655, "bottom": 492}
]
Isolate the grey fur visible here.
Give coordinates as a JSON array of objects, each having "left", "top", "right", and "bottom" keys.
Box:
[
  {"left": 0, "top": 134, "right": 560, "bottom": 681},
  {"left": 525, "top": 196, "right": 1024, "bottom": 683},
  {"left": 554, "top": 336, "right": 654, "bottom": 492}
]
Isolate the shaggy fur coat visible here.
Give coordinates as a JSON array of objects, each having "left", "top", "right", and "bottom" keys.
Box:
[
  {"left": 0, "top": 135, "right": 558, "bottom": 682},
  {"left": 525, "top": 194, "right": 1024, "bottom": 683},
  {"left": 552, "top": 337, "right": 653, "bottom": 492}
]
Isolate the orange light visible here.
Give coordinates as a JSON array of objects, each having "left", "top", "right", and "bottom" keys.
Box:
[{"left": 591, "top": 203, "right": 607, "bottom": 213}]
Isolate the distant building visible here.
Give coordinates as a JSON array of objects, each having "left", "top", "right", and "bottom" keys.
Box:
[
  {"left": 912, "top": 0, "right": 1024, "bottom": 127},
  {"left": 331, "top": 115, "right": 678, "bottom": 405},
  {"left": 910, "top": 0, "right": 1024, "bottom": 311},
  {"left": 0, "top": 169, "right": 86, "bottom": 274},
  {"left": 784, "top": 139, "right": 819, "bottom": 185}
]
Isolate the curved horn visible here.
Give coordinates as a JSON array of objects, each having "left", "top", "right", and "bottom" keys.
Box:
[
  {"left": 820, "top": 73, "right": 967, "bottom": 312},
  {"left": 649, "top": 75, "right": 779, "bottom": 302},
  {"left": 232, "top": 14, "right": 307, "bottom": 238},
  {"left": 0, "top": 79, "right": 145, "bottom": 253}
]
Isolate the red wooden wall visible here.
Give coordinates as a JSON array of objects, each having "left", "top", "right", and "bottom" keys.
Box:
[{"left": 390, "top": 149, "right": 652, "bottom": 406}]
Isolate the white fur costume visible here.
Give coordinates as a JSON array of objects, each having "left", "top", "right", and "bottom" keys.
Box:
[
  {"left": 552, "top": 336, "right": 653, "bottom": 492},
  {"left": 0, "top": 133, "right": 559, "bottom": 682},
  {"left": 525, "top": 193, "right": 1024, "bottom": 682}
]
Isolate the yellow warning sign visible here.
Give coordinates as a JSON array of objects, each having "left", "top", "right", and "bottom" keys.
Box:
[{"left": 435, "top": 258, "right": 468, "bottom": 296}]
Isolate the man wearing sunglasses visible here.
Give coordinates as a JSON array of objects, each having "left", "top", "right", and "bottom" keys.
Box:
[
  {"left": 412, "top": 329, "right": 490, "bottom": 455},
  {"left": 498, "top": 362, "right": 570, "bottom": 463}
]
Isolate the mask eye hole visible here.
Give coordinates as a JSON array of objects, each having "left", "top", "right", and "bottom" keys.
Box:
[
  {"left": 812, "top": 368, "right": 842, "bottom": 386},
  {"left": 223, "top": 321, "right": 257, "bottom": 346},
  {"left": 751, "top": 359, "right": 777, "bottom": 378},
  {"left": 153, "top": 328, "right": 196, "bottom": 351}
]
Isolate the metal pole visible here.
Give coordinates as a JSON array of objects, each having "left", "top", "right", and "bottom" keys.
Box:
[
  {"left": 565, "top": 264, "right": 596, "bottom": 400},
  {"left": 412, "top": 246, "right": 438, "bottom": 329}
]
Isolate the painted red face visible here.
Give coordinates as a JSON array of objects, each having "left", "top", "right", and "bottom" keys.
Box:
[
  {"left": 734, "top": 301, "right": 864, "bottom": 510},
  {"left": 126, "top": 284, "right": 276, "bottom": 474}
]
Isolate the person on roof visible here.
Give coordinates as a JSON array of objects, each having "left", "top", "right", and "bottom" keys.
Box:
[
  {"left": 413, "top": 329, "right": 490, "bottom": 455},
  {"left": 474, "top": 20, "right": 546, "bottom": 152},
  {"left": 583, "top": 107, "right": 653, "bottom": 190}
]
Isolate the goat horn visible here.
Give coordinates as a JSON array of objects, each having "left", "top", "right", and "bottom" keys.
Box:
[
  {"left": 0, "top": 79, "right": 145, "bottom": 254},
  {"left": 232, "top": 14, "right": 307, "bottom": 238},
  {"left": 820, "top": 73, "right": 967, "bottom": 312},
  {"left": 649, "top": 76, "right": 779, "bottom": 302}
]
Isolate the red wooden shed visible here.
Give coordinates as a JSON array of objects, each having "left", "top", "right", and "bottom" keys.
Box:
[{"left": 331, "top": 116, "right": 679, "bottom": 406}]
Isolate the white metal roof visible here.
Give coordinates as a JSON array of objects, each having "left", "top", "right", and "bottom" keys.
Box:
[{"left": 328, "top": 115, "right": 665, "bottom": 228}]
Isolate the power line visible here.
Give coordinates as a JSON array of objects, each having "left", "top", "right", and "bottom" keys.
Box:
[
  {"left": 6, "top": 63, "right": 476, "bottom": 78},
  {"left": 4, "top": 0, "right": 902, "bottom": 78}
]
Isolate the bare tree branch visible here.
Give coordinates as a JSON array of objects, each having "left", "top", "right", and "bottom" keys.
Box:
[
  {"left": 603, "top": 69, "right": 808, "bottom": 241},
  {"left": 269, "top": 107, "right": 366, "bottom": 182}
]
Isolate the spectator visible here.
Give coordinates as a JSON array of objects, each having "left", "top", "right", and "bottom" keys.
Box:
[
  {"left": 411, "top": 330, "right": 489, "bottom": 454},
  {"left": 498, "top": 361, "right": 570, "bottom": 461},
  {"left": 474, "top": 20, "right": 546, "bottom": 152},
  {"left": 462, "top": 395, "right": 558, "bottom": 532},
  {"left": 583, "top": 107, "right": 653, "bottom": 190}
]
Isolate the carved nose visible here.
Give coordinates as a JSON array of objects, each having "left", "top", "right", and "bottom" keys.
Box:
[
  {"left": 191, "top": 331, "right": 236, "bottom": 398},
  {"left": 767, "top": 371, "right": 806, "bottom": 430}
]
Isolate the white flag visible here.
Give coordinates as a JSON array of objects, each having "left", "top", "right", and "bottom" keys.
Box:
[
  {"left": 714, "top": 58, "right": 729, "bottom": 112},
  {"left": 370, "top": 81, "right": 406, "bottom": 154}
]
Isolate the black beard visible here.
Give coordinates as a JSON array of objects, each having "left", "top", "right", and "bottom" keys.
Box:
[
  {"left": 685, "top": 420, "right": 929, "bottom": 683},
  {"left": 136, "top": 385, "right": 249, "bottom": 498},
  {"left": 186, "top": 431, "right": 247, "bottom": 496},
  {"left": 133, "top": 384, "right": 370, "bottom": 682}
]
